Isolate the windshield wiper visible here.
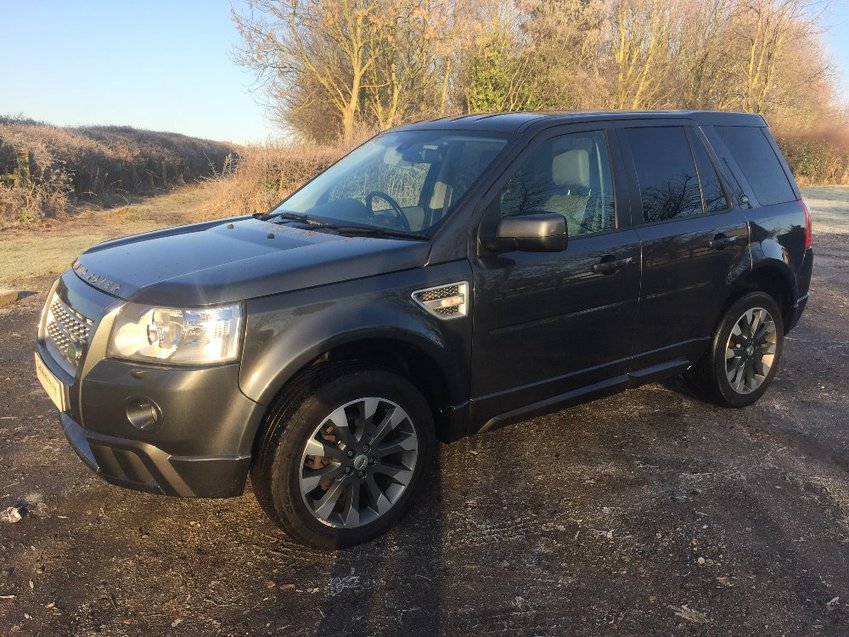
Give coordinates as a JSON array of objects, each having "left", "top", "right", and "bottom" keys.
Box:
[
  {"left": 256, "top": 210, "right": 427, "bottom": 240},
  {"left": 259, "top": 211, "right": 337, "bottom": 228},
  {"left": 333, "top": 226, "right": 429, "bottom": 241}
]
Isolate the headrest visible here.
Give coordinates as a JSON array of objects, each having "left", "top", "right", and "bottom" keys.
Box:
[
  {"left": 429, "top": 181, "right": 450, "bottom": 209},
  {"left": 552, "top": 148, "right": 589, "bottom": 189}
]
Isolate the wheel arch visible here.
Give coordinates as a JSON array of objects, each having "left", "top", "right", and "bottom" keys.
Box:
[
  {"left": 722, "top": 261, "right": 796, "bottom": 333},
  {"left": 245, "top": 330, "right": 463, "bottom": 451}
]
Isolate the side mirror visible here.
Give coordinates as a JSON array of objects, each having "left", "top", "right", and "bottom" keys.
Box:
[{"left": 483, "top": 213, "right": 567, "bottom": 253}]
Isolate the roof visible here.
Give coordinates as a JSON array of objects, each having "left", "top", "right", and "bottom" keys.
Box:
[{"left": 395, "top": 110, "right": 766, "bottom": 135}]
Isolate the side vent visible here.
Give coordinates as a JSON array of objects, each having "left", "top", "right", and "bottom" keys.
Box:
[{"left": 412, "top": 282, "right": 469, "bottom": 320}]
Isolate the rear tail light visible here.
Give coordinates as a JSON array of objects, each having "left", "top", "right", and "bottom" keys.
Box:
[{"left": 800, "top": 199, "right": 812, "bottom": 250}]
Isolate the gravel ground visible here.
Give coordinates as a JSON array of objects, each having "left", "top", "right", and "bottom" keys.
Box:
[{"left": 1, "top": 190, "right": 847, "bottom": 636}]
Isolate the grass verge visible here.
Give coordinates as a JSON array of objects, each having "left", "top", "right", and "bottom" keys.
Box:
[{"left": 0, "top": 185, "right": 213, "bottom": 287}]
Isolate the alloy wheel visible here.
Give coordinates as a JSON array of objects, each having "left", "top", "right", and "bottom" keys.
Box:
[
  {"left": 724, "top": 307, "right": 778, "bottom": 394},
  {"left": 298, "top": 397, "right": 419, "bottom": 528}
]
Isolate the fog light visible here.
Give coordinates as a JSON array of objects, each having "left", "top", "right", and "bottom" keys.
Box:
[{"left": 125, "top": 397, "right": 160, "bottom": 430}]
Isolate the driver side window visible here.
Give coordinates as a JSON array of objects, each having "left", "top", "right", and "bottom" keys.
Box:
[{"left": 500, "top": 131, "right": 616, "bottom": 236}]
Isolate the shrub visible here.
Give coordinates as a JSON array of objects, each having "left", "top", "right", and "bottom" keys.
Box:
[
  {"left": 0, "top": 116, "right": 237, "bottom": 223},
  {"left": 204, "top": 142, "right": 343, "bottom": 217},
  {"left": 0, "top": 178, "right": 70, "bottom": 223},
  {"left": 774, "top": 125, "right": 849, "bottom": 186}
]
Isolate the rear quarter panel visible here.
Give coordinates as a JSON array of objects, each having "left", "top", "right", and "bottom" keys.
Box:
[
  {"left": 747, "top": 201, "right": 809, "bottom": 286},
  {"left": 701, "top": 123, "right": 812, "bottom": 304}
]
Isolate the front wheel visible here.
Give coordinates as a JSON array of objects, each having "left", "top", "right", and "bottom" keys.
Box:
[
  {"left": 687, "top": 291, "right": 784, "bottom": 407},
  {"left": 251, "top": 365, "right": 435, "bottom": 549}
]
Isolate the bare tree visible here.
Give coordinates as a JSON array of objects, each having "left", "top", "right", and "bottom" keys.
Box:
[
  {"left": 364, "top": 0, "right": 460, "bottom": 128},
  {"left": 234, "top": 0, "right": 839, "bottom": 141},
  {"left": 676, "top": 0, "right": 736, "bottom": 109},
  {"left": 609, "top": 0, "right": 678, "bottom": 110},
  {"left": 727, "top": 0, "right": 831, "bottom": 116},
  {"left": 234, "top": 0, "right": 389, "bottom": 143},
  {"left": 517, "top": 0, "right": 609, "bottom": 110}
]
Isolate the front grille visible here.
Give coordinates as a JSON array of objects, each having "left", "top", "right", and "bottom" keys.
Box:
[
  {"left": 45, "top": 294, "right": 93, "bottom": 371},
  {"left": 412, "top": 282, "right": 468, "bottom": 319}
]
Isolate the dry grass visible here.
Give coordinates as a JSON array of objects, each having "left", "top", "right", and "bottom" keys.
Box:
[
  {"left": 203, "top": 142, "right": 342, "bottom": 217},
  {"left": 0, "top": 185, "right": 213, "bottom": 287},
  {"left": 201, "top": 126, "right": 383, "bottom": 216},
  {"left": 0, "top": 116, "right": 237, "bottom": 224},
  {"left": 0, "top": 178, "right": 70, "bottom": 223}
]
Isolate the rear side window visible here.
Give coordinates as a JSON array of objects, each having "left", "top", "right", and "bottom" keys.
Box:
[
  {"left": 625, "top": 127, "right": 702, "bottom": 222},
  {"left": 715, "top": 126, "right": 795, "bottom": 206},
  {"left": 690, "top": 134, "right": 729, "bottom": 213}
]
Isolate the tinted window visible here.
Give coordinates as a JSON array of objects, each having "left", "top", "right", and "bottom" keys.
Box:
[
  {"left": 691, "top": 134, "right": 729, "bottom": 213},
  {"left": 626, "top": 127, "right": 701, "bottom": 222},
  {"left": 499, "top": 131, "right": 615, "bottom": 236},
  {"left": 715, "top": 126, "right": 795, "bottom": 206}
]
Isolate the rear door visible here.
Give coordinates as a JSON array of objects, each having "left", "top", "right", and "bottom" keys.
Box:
[
  {"left": 469, "top": 126, "right": 641, "bottom": 428},
  {"left": 622, "top": 125, "right": 750, "bottom": 369}
]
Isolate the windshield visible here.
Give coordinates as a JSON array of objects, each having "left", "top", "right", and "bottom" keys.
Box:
[{"left": 273, "top": 131, "right": 508, "bottom": 235}]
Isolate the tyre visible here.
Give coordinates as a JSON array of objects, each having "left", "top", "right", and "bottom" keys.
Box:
[
  {"left": 251, "top": 364, "right": 435, "bottom": 549},
  {"left": 687, "top": 291, "right": 784, "bottom": 408}
]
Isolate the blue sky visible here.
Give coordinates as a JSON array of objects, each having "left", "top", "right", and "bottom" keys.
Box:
[
  {"left": 1, "top": 0, "right": 274, "bottom": 143},
  {"left": 826, "top": 1, "right": 849, "bottom": 101},
  {"left": 1, "top": 0, "right": 848, "bottom": 144}
]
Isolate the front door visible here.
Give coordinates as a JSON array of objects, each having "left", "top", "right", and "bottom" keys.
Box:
[{"left": 469, "top": 128, "right": 641, "bottom": 429}]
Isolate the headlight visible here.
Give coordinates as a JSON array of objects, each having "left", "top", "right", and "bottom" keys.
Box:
[{"left": 108, "top": 302, "right": 242, "bottom": 365}]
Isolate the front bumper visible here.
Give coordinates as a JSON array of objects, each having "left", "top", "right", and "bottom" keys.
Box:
[
  {"left": 61, "top": 412, "right": 251, "bottom": 497},
  {"left": 37, "top": 270, "right": 265, "bottom": 498},
  {"left": 39, "top": 347, "right": 263, "bottom": 497}
]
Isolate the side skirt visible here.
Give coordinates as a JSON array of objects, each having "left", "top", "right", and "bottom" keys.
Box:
[{"left": 471, "top": 358, "right": 691, "bottom": 436}]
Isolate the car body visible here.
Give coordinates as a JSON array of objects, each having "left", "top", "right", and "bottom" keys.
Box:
[{"left": 35, "top": 110, "right": 813, "bottom": 547}]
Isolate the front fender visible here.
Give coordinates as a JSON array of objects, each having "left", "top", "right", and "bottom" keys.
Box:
[{"left": 238, "top": 262, "right": 472, "bottom": 409}]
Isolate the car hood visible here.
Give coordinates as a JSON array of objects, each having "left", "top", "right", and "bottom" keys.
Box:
[{"left": 71, "top": 217, "right": 430, "bottom": 306}]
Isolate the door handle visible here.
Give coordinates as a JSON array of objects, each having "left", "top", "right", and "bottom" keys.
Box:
[
  {"left": 592, "top": 256, "right": 633, "bottom": 275},
  {"left": 708, "top": 234, "right": 739, "bottom": 249}
]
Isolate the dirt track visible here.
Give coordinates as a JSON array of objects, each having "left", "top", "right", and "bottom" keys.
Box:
[{"left": 1, "top": 189, "right": 848, "bottom": 636}]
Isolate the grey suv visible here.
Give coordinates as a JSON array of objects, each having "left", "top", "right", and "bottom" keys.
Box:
[{"left": 35, "top": 111, "right": 813, "bottom": 548}]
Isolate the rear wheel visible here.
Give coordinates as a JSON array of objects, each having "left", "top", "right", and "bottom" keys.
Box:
[
  {"left": 251, "top": 364, "right": 435, "bottom": 549},
  {"left": 687, "top": 291, "right": 784, "bottom": 407}
]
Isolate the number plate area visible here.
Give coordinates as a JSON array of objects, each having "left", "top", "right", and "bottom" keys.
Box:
[{"left": 35, "top": 352, "right": 69, "bottom": 412}]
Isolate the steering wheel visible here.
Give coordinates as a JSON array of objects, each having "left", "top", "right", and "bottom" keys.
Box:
[{"left": 364, "top": 190, "right": 411, "bottom": 231}]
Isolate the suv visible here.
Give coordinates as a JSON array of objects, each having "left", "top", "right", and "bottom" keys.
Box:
[{"left": 35, "top": 111, "right": 813, "bottom": 548}]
